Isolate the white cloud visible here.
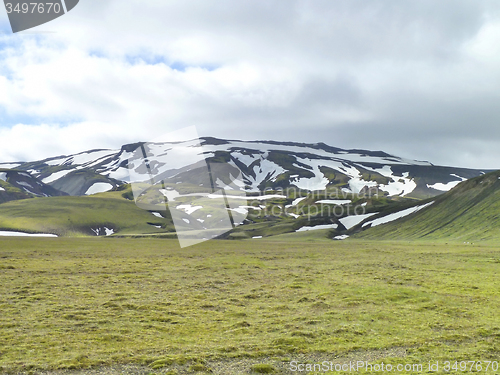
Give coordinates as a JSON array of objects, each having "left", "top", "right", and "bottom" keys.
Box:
[
  {"left": 0, "top": 1, "right": 500, "bottom": 168},
  {"left": 463, "top": 21, "right": 500, "bottom": 65},
  {"left": 0, "top": 122, "right": 125, "bottom": 161}
]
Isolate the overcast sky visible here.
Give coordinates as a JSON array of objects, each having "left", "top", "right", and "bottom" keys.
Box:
[{"left": 0, "top": 0, "right": 499, "bottom": 168}]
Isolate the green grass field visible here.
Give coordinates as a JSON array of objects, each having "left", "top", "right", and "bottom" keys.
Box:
[{"left": 0, "top": 238, "right": 498, "bottom": 374}]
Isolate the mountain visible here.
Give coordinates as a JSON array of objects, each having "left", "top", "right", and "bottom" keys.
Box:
[
  {"left": 4, "top": 138, "right": 490, "bottom": 199},
  {"left": 1, "top": 138, "right": 496, "bottom": 240},
  {"left": 0, "top": 168, "right": 67, "bottom": 203},
  {"left": 352, "top": 170, "right": 500, "bottom": 242}
]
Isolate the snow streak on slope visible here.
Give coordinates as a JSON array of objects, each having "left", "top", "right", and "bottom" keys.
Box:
[
  {"left": 45, "top": 150, "right": 117, "bottom": 167},
  {"left": 292, "top": 159, "right": 330, "bottom": 191},
  {"left": 231, "top": 152, "right": 286, "bottom": 191},
  {"left": 208, "top": 141, "right": 432, "bottom": 166},
  {"left": 296, "top": 224, "right": 338, "bottom": 232},
  {"left": 0, "top": 231, "right": 57, "bottom": 237},
  {"left": 42, "top": 170, "right": 73, "bottom": 184},
  {"left": 339, "top": 212, "right": 378, "bottom": 229},
  {"left": 362, "top": 202, "right": 434, "bottom": 228},
  {"left": 10, "top": 138, "right": 486, "bottom": 198},
  {"left": 360, "top": 165, "right": 416, "bottom": 196},
  {"left": 426, "top": 174, "right": 466, "bottom": 192}
]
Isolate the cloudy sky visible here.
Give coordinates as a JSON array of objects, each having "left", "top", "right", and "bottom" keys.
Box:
[{"left": 0, "top": 0, "right": 499, "bottom": 168}]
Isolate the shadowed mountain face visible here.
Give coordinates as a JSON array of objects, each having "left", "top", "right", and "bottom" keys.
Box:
[
  {"left": 2, "top": 138, "right": 490, "bottom": 200},
  {"left": 355, "top": 170, "right": 500, "bottom": 242},
  {"left": 0, "top": 169, "right": 67, "bottom": 204}
]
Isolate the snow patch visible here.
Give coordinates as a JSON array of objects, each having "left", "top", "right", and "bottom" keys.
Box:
[
  {"left": 66, "top": 150, "right": 117, "bottom": 166},
  {"left": 427, "top": 181, "right": 461, "bottom": 191},
  {"left": 244, "top": 158, "right": 287, "bottom": 190},
  {"left": 291, "top": 197, "right": 307, "bottom": 206},
  {"left": 360, "top": 165, "right": 416, "bottom": 196},
  {"left": 107, "top": 167, "right": 130, "bottom": 181},
  {"left": 334, "top": 235, "right": 349, "bottom": 240},
  {"left": 238, "top": 205, "right": 262, "bottom": 211},
  {"left": 176, "top": 204, "right": 203, "bottom": 215},
  {"left": 151, "top": 212, "right": 163, "bottom": 218},
  {"left": 450, "top": 174, "right": 466, "bottom": 180},
  {"left": 230, "top": 207, "right": 249, "bottom": 215},
  {"left": 160, "top": 188, "right": 181, "bottom": 201},
  {"left": 85, "top": 182, "right": 113, "bottom": 195},
  {"left": 349, "top": 177, "right": 377, "bottom": 194},
  {"left": 16, "top": 181, "right": 33, "bottom": 189},
  {"left": 339, "top": 213, "right": 379, "bottom": 229},
  {"left": 91, "top": 227, "right": 115, "bottom": 236},
  {"left": 210, "top": 141, "right": 432, "bottom": 166},
  {"left": 0, "top": 163, "right": 20, "bottom": 169},
  {"left": 0, "top": 172, "right": 7, "bottom": 181},
  {"left": 362, "top": 202, "right": 434, "bottom": 228},
  {"left": 75, "top": 151, "right": 117, "bottom": 167},
  {"left": 427, "top": 173, "right": 466, "bottom": 191},
  {"left": 208, "top": 193, "right": 284, "bottom": 200},
  {"left": 44, "top": 157, "right": 68, "bottom": 166},
  {"left": 296, "top": 223, "right": 338, "bottom": 232},
  {"left": 316, "top": 199, "right": 351, "bottom": 205},
  {"left": 0, "top": 231, "right": 57, "bottom": 237},
  {"left": 42, "top": 169, "right": 73, "bottom": 184},
  {"left": 292, "top": 159, "right": 329, "bottom": 191},
  {"left": 23, "top": 187, "right": 43, "bottom": 196}
]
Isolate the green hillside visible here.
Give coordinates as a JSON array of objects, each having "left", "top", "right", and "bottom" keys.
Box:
[
  {"left": 4, "top": 170, "right": 500, "bottom": 242},
  {"left": 0, "top": 186, "right": 175, "bottom": 237},
  {"left": 355, "top": 170, "right": 500, "bottom": 242}
]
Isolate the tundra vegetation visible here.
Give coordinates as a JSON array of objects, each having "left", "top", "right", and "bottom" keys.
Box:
[{"left": 0, "top": 237, "right": 498, "bottom": 374}]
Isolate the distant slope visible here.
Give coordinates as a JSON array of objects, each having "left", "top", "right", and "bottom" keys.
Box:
[
  {"left": 0, "top": 168, "right": 67, "bottom": 203},
  {"left": 9, "top": 138, "right": 489, "bottom": 199},
  {"left": 0, "top": 186, "right": 174, "bottom": 237},
  {"left": 355, "top": 170, "right": 500, "bottom": 242}
]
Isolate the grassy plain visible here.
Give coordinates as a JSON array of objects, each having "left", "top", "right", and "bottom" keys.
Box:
[{"left": 0, "top": 238, "right": 498, "bottom": 374}]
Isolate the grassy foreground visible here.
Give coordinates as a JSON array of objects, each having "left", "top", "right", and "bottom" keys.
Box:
[{"left": 0, "top": 238, "right": 498, "bottom": 374}]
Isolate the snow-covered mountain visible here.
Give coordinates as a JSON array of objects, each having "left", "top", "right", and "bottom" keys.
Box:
[
  {"left": 1, "top": 138, "right": 490, "bottom": 199},
  {"left": 0, "top": 168, "right": 67, "bottom": 203}
]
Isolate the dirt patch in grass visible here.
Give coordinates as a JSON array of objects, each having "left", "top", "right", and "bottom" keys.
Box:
[{"left": 9, "top": 347, "right": 408, "bottom": 374}]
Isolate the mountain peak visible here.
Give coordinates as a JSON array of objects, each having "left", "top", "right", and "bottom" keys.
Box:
[{"left": 1, "top": 139, "right": 491, "bottom": 200}]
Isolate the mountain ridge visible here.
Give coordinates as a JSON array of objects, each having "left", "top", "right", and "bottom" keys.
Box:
[{"left": 0, "top": 138, "right": 491, "bottom": 202}]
